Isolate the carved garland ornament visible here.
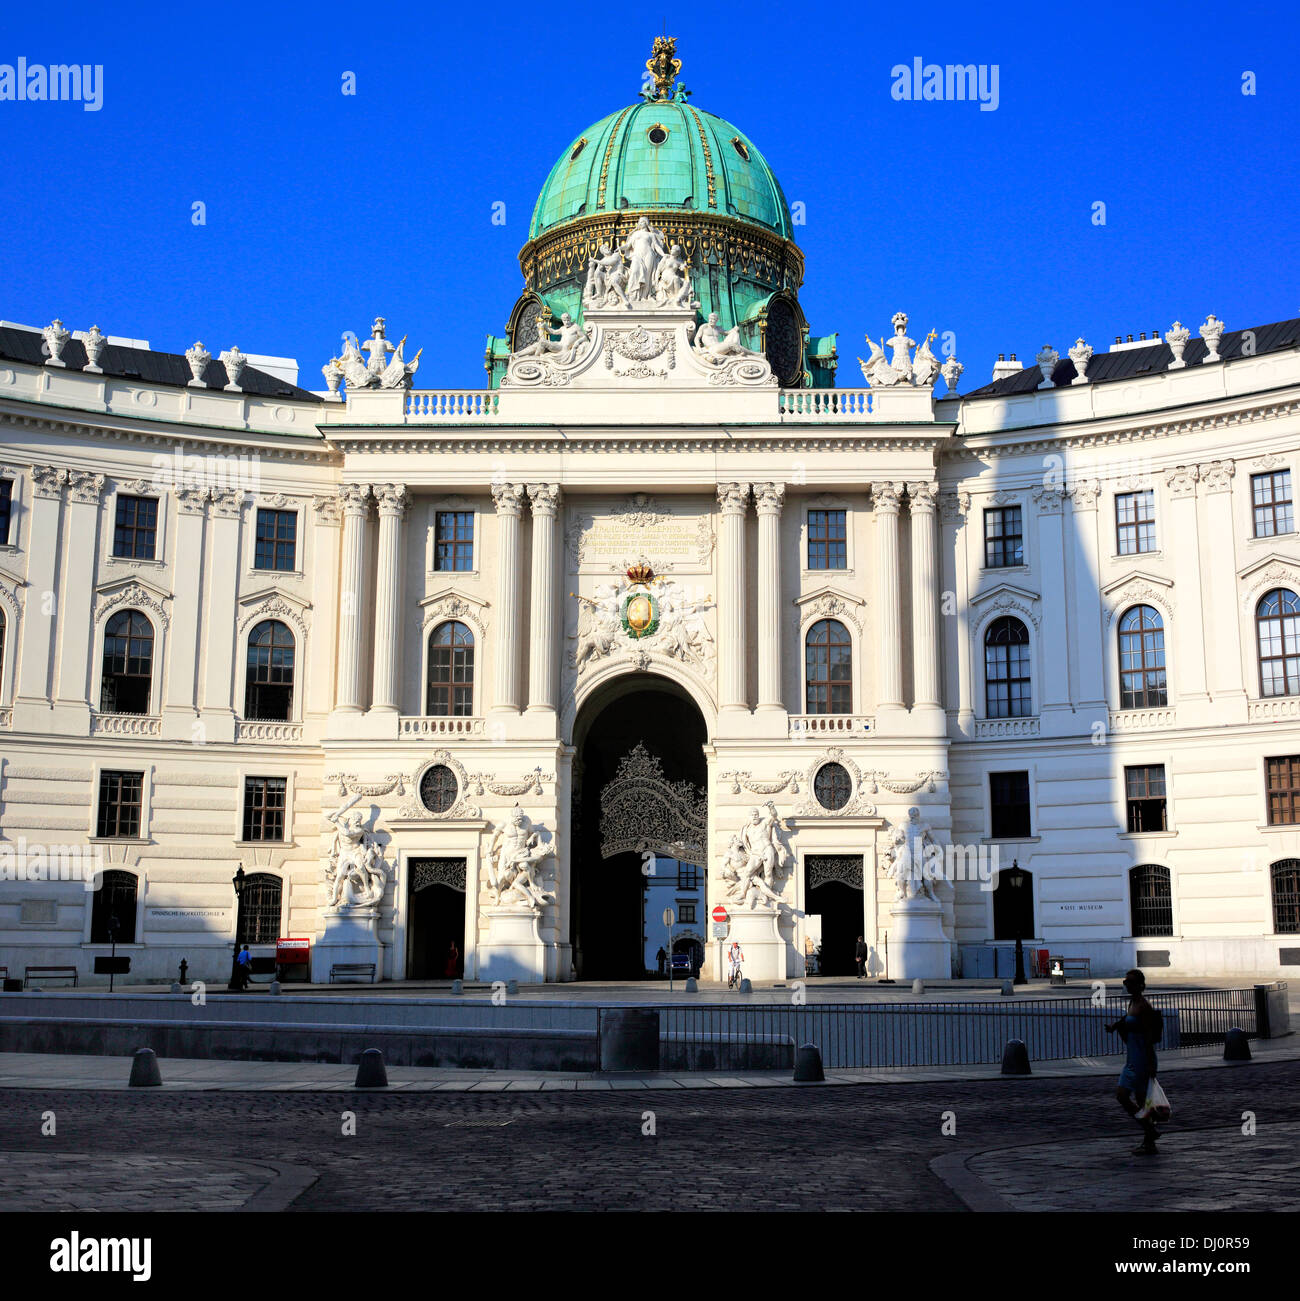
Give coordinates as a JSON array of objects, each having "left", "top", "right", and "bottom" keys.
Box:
[
  {"left": 865, "top": 771, "right": 945, "bottom": 796},
  {"left": 719, "top": 770, "right": 801, "bottom": 796},
  {"left": 327, "top": 773, "right": 408, "bottom": 799},
  {"left": 603, "top": 327, "right": 676, "bottom": 378}
]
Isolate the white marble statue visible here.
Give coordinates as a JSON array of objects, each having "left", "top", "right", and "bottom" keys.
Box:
[
  {"left": 485, "top": 806, "right": 557, "bottom": 910},
  {"left": 571, "top": 582, "right": 623, "bottom": 669},
  {"left": 325, "top": 319, "right": 422, "bottom": 392},
  {"left": 718, "top": 804, "right": 791, "bottom": 909},
  {"left": 620, "top": 216, "right": 668, "bottom": 303},
  {"left": 887, "top": 312, "right": 916, "bottom": 380},
  {"left": 911, "top": 332, "right": 941, "bottom": 386},
  {"left": 324, "top": 796, "right": 389, "bottom": 909},
  {"left": 584, "top": 244, "right": 632, "bottom": 309},
  {"left": 693, "top": 312, "right": 758, "bottom": 364},
  {"left": 885, "top": 806, "right": 944, "bottom": 903},
  {"left": 653, "top": 243, "right": 695, "bottom": 308}
]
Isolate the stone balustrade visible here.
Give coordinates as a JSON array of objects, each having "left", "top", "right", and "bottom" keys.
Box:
[
  {"left": 1108, "top": 707, "right": 1177, "bottom": 732},
  {"left": 398, "top": 716, "right": 486, "bottom": 737},
  {"left": 788, "top": 714, "right": 875, "bottom": 736},
  {"left": 90, "top": 712, "right": 162, "bottom": 737},
  {"left": 973, "top": 716, "right": 1040, "bottom": 739}
]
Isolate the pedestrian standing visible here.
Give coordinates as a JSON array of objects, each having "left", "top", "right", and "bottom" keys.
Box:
[
  {"left": 1106, "top": 968, "right": 1164, "bottom": 1154},
  {"left": 855, "top": 935, "right": 868, "bottom": 978},
  {"left": 656, "top": 946, "right": 667, "bottom": 977},
  {"left": 235, "top": 943, "right": 252, "bottom": 991}
]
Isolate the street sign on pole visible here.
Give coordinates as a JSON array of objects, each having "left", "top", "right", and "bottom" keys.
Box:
[
  {"left": 663, "top": 908, "right": 675, "bottom": 927},
  {"left": 664, "top": 908, "right": 675, "bottom": 990},
  {"left": 711, "top": 904, "right": 729, "bottom": 924}
]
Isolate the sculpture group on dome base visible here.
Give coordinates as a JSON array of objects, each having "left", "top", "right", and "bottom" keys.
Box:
[
  {"left": 858, "top": 312, "right": 957, "bottom": 390},
  {"left": 323, "top": 317, "right": 421, "bottom": 397}
]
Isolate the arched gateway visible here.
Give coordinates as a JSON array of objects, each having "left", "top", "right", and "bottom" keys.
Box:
[{"left": 568, "top": 675, "right": 709, "bottom": 980}]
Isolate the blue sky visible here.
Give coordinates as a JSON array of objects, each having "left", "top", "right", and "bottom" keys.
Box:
[{"left": 1, "top": 0, "right": 1295, "bottom": 391}]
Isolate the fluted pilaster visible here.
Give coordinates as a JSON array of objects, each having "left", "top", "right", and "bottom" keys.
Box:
[
  {"left": 717, "top": 482, "right": 750, "bottom": 711},
  {"left": 526, "top": 483, "right": 561, "bottom": 713},
  {"left": 754, "top": 482, "right": 785, "bottom": 711},
  {"left": 370, "top": 483, "right": 408, "bottom": 711},
  {"left": 492, "top": 481, "right": 526, "bottom": 712},
  {"left": 335, "top": 483, "right": 371, "bottom": 712}
]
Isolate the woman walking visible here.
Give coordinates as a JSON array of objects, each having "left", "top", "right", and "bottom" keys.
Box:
[{"left": 1107, "top": 968, "right": 1164, "bottom": 1154}]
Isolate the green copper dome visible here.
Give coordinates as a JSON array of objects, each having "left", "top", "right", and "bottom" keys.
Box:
[{"left": 528, "top": 100, "right": 793, "bottom": 241}]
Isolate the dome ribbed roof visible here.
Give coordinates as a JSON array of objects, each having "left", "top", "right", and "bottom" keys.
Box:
[{"left": 528, "top": 100, "right": 792, "bottom": 241}]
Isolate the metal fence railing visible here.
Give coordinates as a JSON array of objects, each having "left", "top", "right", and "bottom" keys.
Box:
[{"left": 654, "top": 988, "right": 1265, "bottom": 1070}]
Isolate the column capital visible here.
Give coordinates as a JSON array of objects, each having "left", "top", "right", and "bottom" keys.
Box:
[
  {"left": 716, "top": 481, "right": 750, "bottom": 514},
  {"left": 527, "top": 482, "right": 562, "bottom": 517},
  {"left": 1066, "top": 478, "right": 1101, "bottom": 510},
  {"left": 30, "top": 465, "right": 67, "bottom": 500},
  {"left": 906, "top": 481, "right": 938, "bottom": 513},
  {"left": 208, "top": 487, "right": 244, "bottom": 518},
  {"left": 374, "top": 483, "right": 410, "bottom": 518},
  {"left": 1031, "top": 484, "right": 1066, "bottom": 515},
  {"left": 1199, "top": 459, "right": 1236, "bottom": 493},
  {"left": 66, "top": 470, "right": 106, "bottom": 505},
  {"left": 492, "top": 481, "right": 526, "bottom": 516},
  {"left": 1164, "top": 464, "right": 1200, "bottom": 498},
  {"left": 938, "top": 490, "right": 970, "bottom": 525},
  {"left": 176, "top": 487, "right": 210, "bottom": 516},
  {"left": 312, "top": 493, "right": 342, "bottom": 526},
  {"left": 338, "top": 482, "right": 372, "bottom": 515},
  {"left": 870, "top": 482, "right": 903, "bottom": 514},
  {"left": 753, "top": 481, "right": 786, "bottom": 516}
]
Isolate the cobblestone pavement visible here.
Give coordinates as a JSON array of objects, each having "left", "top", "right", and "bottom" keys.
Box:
[{"left": 1, "top": 1058, "right": 1296, "bottom": 1212}]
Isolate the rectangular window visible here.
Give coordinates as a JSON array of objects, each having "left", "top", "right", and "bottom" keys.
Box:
[
  {"left": 96, "top": 771, "right": 143, "bottom": 839},
  {"left": 242, "top": 776, "right": 287, "bottom": 842},
  {"left": 983, "top": 506, "right": 1023, "bottom": 568},
  {"left": 677, "top": 903, "right": 696, "bottom": 924},
  {"left": 112, "top": 494, "right": 158, "bottom": 559},
  {"left": 1252, "top": 471, "right": 1294, "bottom": 538},
  {"left": 676, "top": 863, "right": 700, "bottom": 890},
  {"left": 1116, "top": 490, "right": 1157, "bottom": 555},
  {"left": 989, "top": 771, "right": 1031, "bottom": 839},
  {"left": 1125, "top": 764, "right": 1168, "bottom": 833},
  {"left": 807, "top": 509, "right": 847, "bottom": 570},
  {"left": 1266, "top": 756, "right": 1300, "bottom": 826},
  {"left": 434, "top": 511, "right": 475, "bottom": 571},
  {"left": 0, "top": 478, "right": 12, "bottom": 545},
  {"left": 254, "top": 508, "right": 297, "bottom": 571}
]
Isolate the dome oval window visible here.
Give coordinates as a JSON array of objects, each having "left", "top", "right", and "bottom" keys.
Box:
[
  {"left": 731, "top": 136, "right": 750, "bottom": 161},
  {"left": 647, "top": 124, "right": 669, "bottom": 146},
  {"left": 569, "top": 137, "right": 587, "bottom": 162}
]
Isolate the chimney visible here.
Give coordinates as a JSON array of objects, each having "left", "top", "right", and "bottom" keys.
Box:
[{"left": 991, "top": 351, "right": 1024, "bottom": 382}]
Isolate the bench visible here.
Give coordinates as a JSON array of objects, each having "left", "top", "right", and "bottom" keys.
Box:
[
  {"left": 24, "top": 965, "right": 78, "bottom": 988},
  {"left": 1051, "top": 956, "right": 1092, "bottom": 977},
  {"left": 330, "top": 962, "right": 376, "bottom": 984}
]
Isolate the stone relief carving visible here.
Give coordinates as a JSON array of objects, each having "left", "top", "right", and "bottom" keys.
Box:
[
  {"left": 797, "top": 590, "right": 866, "bottom": 633},
  {"left": 396, "top": 752, "right": 481, "bottom": 821},
  {"left": 312, "top": 494, "right": 342, "bottom": 526},
  {"left": 1199, "top": 459, "right": 1235, "bottom": 492},
  {"left": 718, "top": 770, "right": 801, "bottom": 796},
  {"left": 866, "top": 771, "right": 944, "bottom": 796},
  {"left": 486, "top": 769, "right": 554, "bottom": 797},
  {"left": 326, "top": 773, "right": 407, "bottom": 799},
  {"left": 30, "top": 466, "right": 67, "bottom": 499},
  {"left": 793, "top": 748, "right": 876, "bottom": 817},
  {"left": 571, "top": 570, "right": 714, "bottom": 674},
  {"left": 1067, "top": 478, "right": 1101, "bottom": 509},
  {"left": 237, "top": 593, "right": 310, "bottom": 639},
  {"left": 858, "top": 312, "right": 942, "bottom": 388},
  {"left": 1164, "top": 465, "right": 1200, "bottom": 497},
  {"left": 506, "top": 311, "right": 593, "bottom": 386},
  {"left": 66, "top": 471, "right": 105, "bottom": 504}
]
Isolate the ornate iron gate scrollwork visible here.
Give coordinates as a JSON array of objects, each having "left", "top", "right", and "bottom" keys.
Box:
[
  {"left": 599, "top": 743, "right": 707, "bottom": 866},
  {"left": 806, "top": 855, "right": 864, "bottom": 891},
  {"left": 412, "top": 859, "right": 467, "bottom": 893}
]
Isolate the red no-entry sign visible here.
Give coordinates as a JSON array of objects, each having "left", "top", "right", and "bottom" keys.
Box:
[{"left": 712, "top": 904, "right": 729, "bottom": 924}]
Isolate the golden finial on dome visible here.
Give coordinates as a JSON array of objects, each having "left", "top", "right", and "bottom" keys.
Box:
[{"left": 646, "top": 35, "right": 681, "bottom": 102}]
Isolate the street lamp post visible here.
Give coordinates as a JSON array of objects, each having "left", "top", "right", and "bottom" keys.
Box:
[
  {"left": 228, "top": 866, "right": 245, "bottom": 991},
  {"left": 1008, "top": 859, "right": 1028, "bottom": 985}
]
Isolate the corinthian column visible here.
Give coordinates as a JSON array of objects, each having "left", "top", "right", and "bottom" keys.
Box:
[
  {"left": 872, "top": 482, "right": 904, "bottom": 709},
  {"left": 907, "top": 480, "right": 940, "bottom": 710},
  {"left": 335, "top": 483, "right": 371, "bottom": 713},
  {"left": 370, "top": 483, "right": 408, "bottom": 712},
  {"left": 754, "top": 482, "right": 785, "bottom": 711},
  {"left": 717, "top": 482, "right": 750, "bottom": 711},
  {"left": 526, "top": 483, "right": 561, "bottom": 714},
  {"left": 492, "top": 481, "right": 525, "bottom": 713}
]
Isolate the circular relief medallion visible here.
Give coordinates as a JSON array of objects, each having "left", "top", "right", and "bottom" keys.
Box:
[
  {"left": 620, "top": 588, "right": 660, "bottom": 639},
  {"left": 419, "top": 764, "right": 458, "bottom": 815},
  {"left": 133, "top": 389, "right": 157, "bottom": 407},
  {"left": 0, "top": 368, "right": 14, "bottom": 385},
  {"left": 274, "top": 406, "right": 294, "bottom": 424}
]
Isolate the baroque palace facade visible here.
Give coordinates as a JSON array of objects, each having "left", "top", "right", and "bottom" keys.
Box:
[{"left": 2, "top": 44, "right": 1299, "bottom": 985}]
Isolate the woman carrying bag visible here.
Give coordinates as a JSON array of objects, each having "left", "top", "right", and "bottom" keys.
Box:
[{"left": 1106, "top": 968, "right": 1170, "bottom": 1155}]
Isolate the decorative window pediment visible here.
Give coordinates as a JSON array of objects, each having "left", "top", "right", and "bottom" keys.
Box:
[
  {"left": 93, "top": 576, "right": 172, "bottom": 630},
  {"left": 1102, "top": 570, "right": 1174, "bottom": 627},
  {"left": 419, "top": 588, "right": 490, "bottom": 638},
  {"left": 1238, "top": 553, "right": 1300, "bottom": 605},
  {"left": 794, "top": 585, "right": 866, "bottom": 632},
  {"left": 969, "top": 581, "right": 1041, "bottom": 632},
  {"left": 237, "top": 587, "right": 311, "bottom": 639}
]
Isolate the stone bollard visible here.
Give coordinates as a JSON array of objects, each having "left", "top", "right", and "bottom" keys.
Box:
[
  {"left": 128, "top": 1048, "right": 162, "bottom": 1087},
  {"left": 1000, "top": 1039, "right": 1032, "bottom": 1076},
  {"left": 506, "top": 979, "right": 519, "bottom": 996},
  {"left": 451, "top": 979, "right": 463, "bottom": 995},
  {"left": 1000, "top": 980, "right": 1015, "bottom": 997},
  {"left": 793, "top": 1043, "right": 825, "bottom": 1083},
  {"left": 739, "top": 977, "right": 753, "bottom": 994},
  {"left": 684, "top": 977, "right": 698, "bottom": 994},
  {"left": 599, "top": 1008, "right": 660, "bottom": 1072},
  {"left": 169, "top": 982, "right": 182, "bottom": 994},
  {"left": 269, "top": 981, "right": 282, "bottom": 996},
  {"left": 1223, "top": 1027, "right": 1252, "bottom": 1061},
  {"left": 355, "top": 1048, "right": 389, "bottom": 1088},
  {"left": 912, "top": 978, "right": 924, "bottom": 995}
]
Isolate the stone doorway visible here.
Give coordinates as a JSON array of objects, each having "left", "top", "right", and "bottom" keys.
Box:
[
  {"left": 805, "top": 856, "right": 865, "bottom": 977},
  {"left": 407, "top": 859, "right": 466, "bottom": 979}
]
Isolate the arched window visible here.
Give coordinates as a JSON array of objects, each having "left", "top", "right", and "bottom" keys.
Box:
[
  {"left": 236, "top": 873, "right": 283, "bottom": 946},
  {"left": 426, "top": 621, "right": 474, "bottom": 716},
  {"left": 805, "top": 619, "right": 852, "bottom": 714},
  {"left": 90, "top": 869, "right": 138, "bottom": 943},
  {"left": 1119, "top": 605, "right": 1167, "bottom": 708},
  {"left": 244, "top": 619, "right": 295, "bottom": 720},
  {"left": 1129, "top": 864, "right": 1173, "bottom": 937},
  {"left": 100, "top": 610, "right": 154, "bottom": 714},
  {"left": 1272, "top": 859, "right": 1300, "bottom": 934},
  {"left": 985, "top": 617, "right": 1031, "bottom": 718},
  {"left": 1258, "top": 589, "right": 1300, "bottom": 698}
]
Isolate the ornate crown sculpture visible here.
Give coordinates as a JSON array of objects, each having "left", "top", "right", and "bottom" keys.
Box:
[{"left": 626, "top": 561, "right": 655, "bottom": 585}]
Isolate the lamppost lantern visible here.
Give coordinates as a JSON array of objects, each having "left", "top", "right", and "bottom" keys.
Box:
[
  {"left": 232, "top": 866, "right": 246, "bottom": 897},
  {"left": 1007, "top": 859, "right": 1029, "bottom": 985},
  {"left": 228, "top": 865, "right": 247, "bottom": 991},
  {"left": 1008, "top": 859, "right": 1024, "bottom": 889}
]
